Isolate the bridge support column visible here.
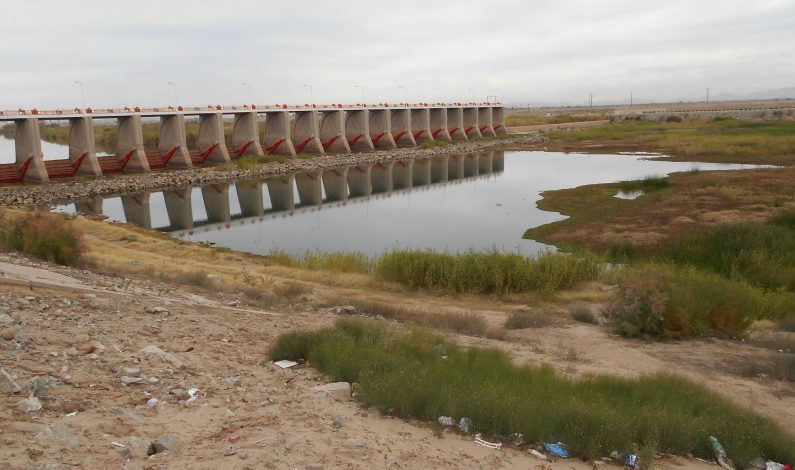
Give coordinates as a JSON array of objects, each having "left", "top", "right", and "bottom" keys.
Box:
[
  {"left": 463, "top": 107, "right": 482, "bottom": 139},
  {"left": 121, "top": 193, "right": 151, "bottom": 228},
  {"left": 464, "top": 154, "right": 479, "bottom": 177},
  {"left": 14, "top": 118, "right": 48, "bottom": 183},
  {"left": 410, "top": 108, "right": 433, "bottom": 145},
  {"left": 231, "top": 112, "right": 264, "bottom": 159},
  {"left": 236, "top": 180, "right": 264, "bottom": 218},
  {"left": 492, "top": 107, "right": 507, "bottom": 136},
  {"left": 266, "top": 175, "right": 295, "bottom": 212},
  {"left": 159, "top": 114, "right": 193, "bottom": 169},
  {"left": 412, "top": 158, "right": 432, "bottom": 186},
  {"left": 68, "top": 116, "right": 102, "bottom": 177},
  {"left": 319, "top": 110, "right": 350, "bottom": 154},
  {"left": 296, "top": 172, "right": 323, "bottom": 206},
  {"left": 431, "top": 155, "right": 449, "bottom": 183},
  {"left": 163, "top": 186, "right": 194, "bottom": 231},
  {"left": 201, "top": 183, "right": 231, "bottom": 223},
  {"left": 391, "top": 108, "right": 415, "bottom": 147},
  {"left": 447, "top": 107, "right": 467, "bottom": 142},
  {"left": 293, "top": 111, "right": 324, "bottom": 155},
  {"left": 371, "top": 161, "right": 394, "bottom": 194},
  {"left": 117, "top": 115, "right": 150, "bottom": 173},
  {"left": 478, "top": 107, "right": 496, "bottom": 137},
  {"left": 479, "top": 152, "right": 494, "bottom": 175},
  {"left": 347, "top": 165, "right": 372, "bottom": 198},
  {"left": 322, "top": 167, "right": 349, "bottom": 203},
  {"left": 74, "top": 197, "right": 103, "bottom": 217},
  {"left": 493, "top": 150, "right": 505, "bottom": 172},
  {"left": 197, "top": 113, "right": 231, "bottom": 164},
  {"left": 429, "top": 108, "right": 451, "bottom": 142},
  {"left": 448, "top": 154, "right": 464, "bottom": 180},
  {"left": 263, "top": 111, "right": 296, "bottom": 157},
  {"left": 368, "top": 109, "right": 396, "bottom": 149},
  {"left": 392, "top": 160, "right": 413, "bottom": 190},
  {"left": 345, "top": 109, "right": 374, "bottom": 152}
]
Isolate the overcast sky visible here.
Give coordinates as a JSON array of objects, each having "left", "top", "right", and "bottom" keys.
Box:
[{"left": 1, "top": 0, "right": 793, "bottom": 109}]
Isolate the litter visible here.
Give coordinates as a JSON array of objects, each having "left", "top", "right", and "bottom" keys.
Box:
[
  {"left": 186, "top": 388, "right": 205, "bottom": 404},
  {"left": 530, "top": 449, "right": 548, "bottom": 460},
  {"left": 510, "top": 433, "right": 525, "bottom": 446},
  {"left": 625, "top": 454, "right": 640, "bottom": 469},
  {"left": 543, "top": 442, "right": 569, "bottom": 458},
  {"left": 458, "top": 417, "right": 474, "bottom": 434},
  {"left": 273, "top": 360, "right": 298, "bottom": 369},
  {"left": 709, "top": 436, "right": 735, "bottom": 470},
  {"left": 110, "top": 441, "right": 126, "bottom": 448},
  {"left": 766, "top": 462, "right": 784, "bottom": 470},
  {"left": 437, "top": 416, "right": 454, "bottom": 427},
  {"left": 474, "top": 433, "right": 502, "bottom": 450},
  {"left": 65, "top": 411, "right": 78, "bottom": 417}
]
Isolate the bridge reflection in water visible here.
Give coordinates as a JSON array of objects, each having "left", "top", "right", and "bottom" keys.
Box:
[{"left": 66, "top": 152, "right": 505, "bottom": 243}]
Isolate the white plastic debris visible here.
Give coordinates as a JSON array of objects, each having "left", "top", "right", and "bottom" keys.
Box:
[
  {"left": 273, "top": 360, "right": 298, "bottom": 369},
  {"left": 530, "top": 449, "right": 548, "bottom": 460},
  {"left": 437, "top": 416, "right": 454, "bottom": 427},
  {"left": 474, "top": 433, "right": 502, "bottom": 449},
  {"left": 147, "top": 398, "right": 159, "bottom": 408},
  {"left": 186, "top": 388, "right": 202, "bottom": 403}
]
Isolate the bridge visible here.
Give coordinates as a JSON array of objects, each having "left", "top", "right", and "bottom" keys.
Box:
[
  {"left": 0, "top": 102, "right": 506, "bottom": 184},
  {"left": 67, "top": 152, "right": 504, "bottom": 233}
]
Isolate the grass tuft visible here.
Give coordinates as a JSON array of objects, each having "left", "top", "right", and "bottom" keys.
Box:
[
  {"left": 504, "top": 308, "right": 557, "bottom": 329},
  {"left": 0, "top": 210, "right": 85, "bottom": 266},
  {"left": 569, "top": 303, "right": 599, "bottom": 324}
]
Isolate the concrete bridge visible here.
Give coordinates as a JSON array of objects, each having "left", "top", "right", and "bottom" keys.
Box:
[
  {"left": 68, "top": 152, "right": 504, "bottom": 233},
  {"left": 0, "top": 103, "right": 506, "bottom": 184}
]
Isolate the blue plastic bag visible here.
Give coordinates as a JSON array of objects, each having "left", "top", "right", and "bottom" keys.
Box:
[{"left": 543, "top": 442, "right": 569, "bottom": 458}]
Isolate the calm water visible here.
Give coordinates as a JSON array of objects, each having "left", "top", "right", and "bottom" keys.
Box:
[{"left": 49, "top": 150, "right": 765, "bottom": 257}]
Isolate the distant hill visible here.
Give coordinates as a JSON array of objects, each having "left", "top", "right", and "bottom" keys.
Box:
[{"left": 748, "top": 87, "right": 795, "bottom": 100}]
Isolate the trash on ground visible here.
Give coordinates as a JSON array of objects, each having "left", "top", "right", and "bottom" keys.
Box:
[
  {"left": 530, "top": 449, "right": 548, "bottom": 460},
  {"left": 625, "top": 453, "right": 640, "bottom": 469},
  {"left": 474, "top": 433, "right": 502, "bottom": 449},
  {"left": 437, "top": 416, "right": 454, "bottom": 427},
  {"left": 273, "top": 360, "right": 298, "bottom": 369},
  {"left": 709, "top": 436, "right": 735, "bottom": 470},
  {"left": 510, "top": 432, "right": 525, "bottom": 446},
  {"left": 766, "top": 462, "right": 784, "bottom": 470},
  {"left": 543, "top": 442, "right": 569, "bottom": 458},
  {"left": 186, "top": 388, "right": 203, "bottom": 403},
  {"left": 65, "top": 411, "right": 78, "bottom": 417},
  {"left": 458, "top": 417, "right": 474, "bottom": 434}
]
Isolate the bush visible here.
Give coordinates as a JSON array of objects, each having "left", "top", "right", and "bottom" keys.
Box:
[
  {"left": 347, "top": 299, "right": 488, "bottom": 336},
  {"left": 665, "top": 115, "right": 683, "bottom": 123},
  {"left": 0, "top": 210, "right": 85, "bottom": 265},
  {"left": 504, "top": 308, "right": 556, "bottom": 329},
  {"left": 616, "top": 175, "right": 670, "bottom": 193},
  {"left": 569, "top": 303, "right": 598, "bottom": 324}
]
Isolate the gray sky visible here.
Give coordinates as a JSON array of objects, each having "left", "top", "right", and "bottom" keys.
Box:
[{"left": 1, "top": 0, "right": 793, "bottom": 109}]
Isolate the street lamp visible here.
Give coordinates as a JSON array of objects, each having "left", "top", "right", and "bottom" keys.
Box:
[
  {"left": 74, "top": 81, "right": 86, "bottom": 111},
  {"left": 467, "top": 87, "right": 476, "bottom": 103},
  {"left": 167, "top": 82, "right": 179, "bottom": 105},
  {"left": 242, "top": 82, "right": 253, "bottom": 104},
  {"left": 398, "top": 85, "right": 408, "bottom": 104},
  {"left": 354, "top": 85, "right": 365, "bottom": 104},
  {"left": 435, "top": 87, "right": 444, "bottom": 103},
  {"left": 303, "top": 84, "right": 313, "bottom": 103}
]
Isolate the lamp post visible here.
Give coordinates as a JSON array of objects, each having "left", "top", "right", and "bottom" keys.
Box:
[
  {"left": 467, "top": 87, "right": 476, "bottom": 103},
  {"left": 74, "top": 80, "right": 86, "bottom": 111},
  {"left": 167, "top": 81, "right": 179, "bottom": 106},
  {"left": 242, "top": 82, "right": 253, "bottom": 104},
  {"left": 354, "top": 84, "right": 365, "bottom": 104},
  {"left": 398, "top": 85, "right": 408, "bottom": 104},
  {"left": 303, "top": 84, "right": 313, "bottom": 103},
  {"left": 435, "top": 87, "right": 444, "bottom": 103}
]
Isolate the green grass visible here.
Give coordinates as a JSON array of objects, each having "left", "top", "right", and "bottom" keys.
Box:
[
  {"left": 504, "top": 309, "right": 557, "bottom": 329},
  {"left": 569, "top": 303, "right": 598, "bottom": 324},
  {"left": 342, "top": 299, "right": 490, "bottom": 337},
  {"left": 616, "top": 175, "right": 671, "bottom": 193},
  {"left": 420, "top": 140, "right": 449, "bottom": 149},
  {"left": 0, "top": 210, "right": 85, "bottom": 266},
  {"left": 270, "top": 318, "right": 795, "bottom": 463},
  {"left": 296, "top": 251, "right": 372, "bottom": 274}
]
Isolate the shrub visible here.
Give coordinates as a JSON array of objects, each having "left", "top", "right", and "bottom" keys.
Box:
[
  {"left": 616, "top": 175, "right": 670, "bottom": 193},
  {"left": 779, "top": 316, "right": 795, "bottom": 332},
  {"left": 298, "top": 251, "right": 371, "bottom": 274},
  {"left": 569, "top": 303, "right": 598, "bottom": 324},
  {"left": 346, "top": 299, "right": 488, "bottom": 336},
  {"left": 665, "top": 115, "right": 683, "bottom": 123},
  {"left": 504, "top": 308, "right": 556, "bottom": 329},
  {"left": 0, "top": 210, "right": 85, "bottom": 265}
]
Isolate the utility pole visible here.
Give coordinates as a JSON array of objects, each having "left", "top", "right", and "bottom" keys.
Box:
[
  {"left": 630, "top": 91, "right": 633, "bottom": 106},
  {"left": 589, "top": 93, "right": 593, "bottom": 108},
  {"left": 706, "top": 87, "right": 710, "bottom": 104}
]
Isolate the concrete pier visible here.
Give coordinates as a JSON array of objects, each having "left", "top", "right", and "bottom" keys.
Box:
[
  {"left": 322, "top": 167, "right": 349, "bottom": 202},
  {"left": 293, "top": 111, "right": 324, "bottom": 155},
  {"left": 197, "top": 113, "right": 231, "bottom": 164},
  {"left": 410, "top": 108, "right": 433, "bottom": 145},
  {"left": 163, "top": 187, "right": 194, "bottom": 231},
  {"left": 201, "top": 183, "right": 231, "bottom": 223},
  {"left": 121, "top": 193, "right": 151, "bottom": 229},
  {"left": 392, "top": 160, "right": 413, "bottom": 190},
  {"left": 390, "top": 108, "right": 416, "bottom": 148},
  {"left": 117, "top": 115, "right": 150, "bottom": 172},
  {"left": 159, "top": 114, "right": 193, "bottom": 169},
  {"left": 429, "top": 108, "right": 451, "bottom": 142},
  {"left": 477, "top": 107, "right": 497, "bottom": 138},
  {"left": 295, "top": 172, "right": 323, "bottom": 206},
  {"left": 347, "top": 165, "right": 372, "bottom": 198},
  {"left": 492, "top": 107, "right": 507, "bottom": 136},
  {"left": 412, "top": 158, "right": 432, "bottom": 186},
  {"left": 74, "top": 197, "right": 103, "bottom": 217},
  {"left": 479, "top": 152, "right": 493, "bottom": 174},
  {"left": 344, "top": 109, "right": 374, "bottom": 152},
  {"left": 370, "top": 161, "right": 394, "bottom": 194},
  {"left": 235, "top": 181, "right": 265, "bottom": 218},
  {"left": 463, "top": 154, "right": 479, "bottom": 177},
  {"left": 448, "top": 154, "right": 464, "bottom": 180},
  {"left": 447, "top": 107, "right": 467, "bottom": 142},
  {"left": 231, "top": 112, "right": 265, "bottom": 158},
  {"left": 263, "top": 111, "right": 296, "bottom": 157},
  {"left": 431, "top": 155, "right": 449, "bottom": 183},
  {"left": 14, "top": 118, "right": 48, "bottom": 183},
  {"left": 266, "top": 175, "right": 295, "bottom": 212},
  {"left": 319, "top": 110, "right": 351, "bottom": 154},
  {"left": 462, "top": 107, "right": 482, "bottom": 139},
  {"left": 493, "top": 151, "right": 505, "bottom": 171},
  {"left": 67, "top": 116, "right": 102, "bottom": 177},
  {"left": 368, "top": 109, "right": 396, "bottom": 149}
]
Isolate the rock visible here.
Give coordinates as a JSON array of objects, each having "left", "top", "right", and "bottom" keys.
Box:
[
  {"left": 121, "top": 376, "right": 144, "bottom": 386},
  {"left": 118, "top": 448, "right": 132, "bottom": 460},
  {"left": 1, "top": 326, "right": 18, "bottom": 340},
  {"left": 0, "top": 313, "right": 14, "bottom": 326},
  {"left": 147, "top": 434, "right": 182, "bottom": 455},
  {"left": 610, "top": 451, "right": 621, "bottom": 460},
  {"left": 147, "top": 398, "right": 159, "bottom": 408},
  {"left": 123, "top": 367, "right": 141, "bottom": 376},
  {"left": 333, "top": 416, "right": 343, "bottom": 428},
  {"left": 331, "top": 305, "right": 357, "bottom": 315},
  {"left": 206, "top": 274, "right": 224, "bottom": 284},
  {"left": 0, "top": 369, "right": 21, "bottom": 394},
  {"left": 7, "top": 421, "right": 47, "bottom": 434},
  {"left": 224, "top": 447, "right": 237, "bottom": 456},
  {"left": 311, "top": 382, "right": 351, "bottom": 401},
  {"left": 437, "top": 416, "right": 454, "bottom": 427},
  {"left": 748, "top": 458, "right": 766, "bottom": 470},
  {"left": 21, "top": 376, "right": 49, "bottom": 397},
  {"left": 144, "top": 306, "right": 169, "bottom": 315},
  {"left": 35, "top": 423, "right": 79, "bottom": 449},
  {"left": 223, "top": 376, "right": 241, "bottom": 387},
  {"left": 344, "top": 438, "right": 364, "bottom": 448},
  {"left": 88, "top": 297, "right": 109, "bottom": 309},
  {"left": 458, "top": 417, "right": 474, "bottom": 434},
  {"left": 17, "top": 396, "right": 42, "bottom": 413},
  {"left": 76, "top": 340, "right": 104, "bottom": 355},
  {"left": 140, "top": 345, "right": 183, "bottom": 370}
]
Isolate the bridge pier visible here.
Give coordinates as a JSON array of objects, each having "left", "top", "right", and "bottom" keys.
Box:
[
  {"left": 368, "top": 109, "right": 396, "bottom": 149},
  {"left": 319, "top": 110, "right": 350, "bottom": 154},
  {"left": 117, "top": 115, "right": 150, "bottom": 173},
  {"left": 263, "top": 111, "right": 296, "bottom": 157},
  {"left": 371, "top": 161, "right": 394, "bottom": 194},
  {"left": 266, "top": 175, "right": 295, "bottom": 212},
  {"left": 121, "top": 193, "right": 151, "bottom": 228},
  {"left": 293, "top": 111, "right": 324, "bottom": 155},
  {"left": 412, "top": 159, "right": 432, "bottom": 186},
  {"left": 197, "top": 113, "right": 231, "bottom": 164},
  {"left": 163, "top": 186, "right": 194, "bottom": 231},
  {"left": 344, "top": 109, "right": 374, "bottom": 152},
  {"left": 429, "top": 108, "right": 451, "bottom": 142},
  {"left": 347, "top": 165, "right": 372, "bottom": 198},
  {"left": 463, "top": 107, "right": 482, "bottom": 139},
  {"left": 479, "top": 152, "right": 493, "bottom": 175},
  {"left": 159, "top": 114, "right": 193, "bottom": 169},
  {"left": 236, "top": 181, "right": 264, "bottom": 217},
  {"left": 67, "top": 117, "right": 102, "bottom": 177},
  {"left": 322, "top": 167, "right": 349, "bottom": 202},
  {"left": 392, "top": 160, "right": 413, "bottom": 190},
  {"left": 391, "top": 108, "right": 415, "bottom": 148},
  {"left": 431, "top": 155, "right": 449, "bottom": 183},
  {"left": 231, "top": 112, "right": 264, "bottom": 159},
  {"left": 74, "top": 197, "right": 103, "bottom": 217},
  {"left": 492, "top": 107, "right": 507, "bottom": 136},
  {"left": 478, "top": 107, "right": 496, "bottom": 137},
  {"left": 448, "top": 154, "right": 464, "bottom": 180},
  {"left": 13, "top": 118, "right": 48, "bottom": 183},
  {"left": 410, "top": 108, "right": 433, "bottom": 145},
  {"left": 447, "top": 107, "right": 467, "bottom": 142},
  {"left": 201, "top": 183, "right": 231, "bottom": 223},
  {"left": 296, "top": 172, "right": 323, "bottom": 206},
  {"left": 463, "top": 154, "right": 479, "bottom": 177},
  {"left": 493, "top": 150, "right": 505, "bottom": 172}
]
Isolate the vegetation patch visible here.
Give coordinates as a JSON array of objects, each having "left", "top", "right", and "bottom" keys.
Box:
[
  {"left": 615, "top": 175, "right": 670, "bottom": 193},
  {"left": 342, "top": 299, "right": 489, "bottom": 337},
  {"left": 569, "top": 303, "right": 598, "bottom": 324},
  {"left": 0, "top": 210, "right": 85, "bottom": 266},
  {"left": 504, "top": 308, "right": 558, "bottom": 329},
  {"left": 506, "top": 114, "right": 607, "bottom": 127},
  {"left": 270, "top": 318, "right": 795, "bottom": 463}
]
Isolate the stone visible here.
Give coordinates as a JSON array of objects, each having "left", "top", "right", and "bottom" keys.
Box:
[
  {"left": 0, "top": 369, "right": 21, "bottom": 394},
  {"left": 140, "top": 345, "right": 183, "bottom": 370},
  {"left": 144, "top": 306, "right": 169, "bottom": 315},
  {"left": 0, "top": 313, "right": 14, "bottom": 326},
  {"left": 123, "top": 367, "right": 142, "bottom": 376},
  {"left": 21, "top": 376, "right": 49, "bottom": 397},
  {"left": 311, "top": 382, "right": 351, "bottom": 401},
  {"left": 223, "top": 376, "right": 241, "bottom": 387},
  {"left": 17, "top": 396, "right": 42, "bottom": 413},
  {"left": 121, "top": 376, "right": 144, "bottom": 386},
  {"left": 76, "top": 340, "right": 104, "bottom": 355},
  {"left": 333, "top": 416, "right": 343, "bottom": 428},
  {"left": 88, "top": 297, "right": 109, "bottom": 309},
  {"left": 1, "top": 326, "right": 18, "bottom": 341},
  {"left": 344, "top": 438, "right": 364, "bottom": 448},
  {"left": 35, "top": 423, "right": 79, "bottom": 449},
  {"left": 7, "top": 421, "right": 47, "bottom": 434},
  {"left": 437, "top": 416, "right": 454, "bottom": 427},
  {"left": 147, "top": 434, "right": 182, "bottom": 455},
  {"left": 118, "top": 448, "right": 132, "bottom": 460}
]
